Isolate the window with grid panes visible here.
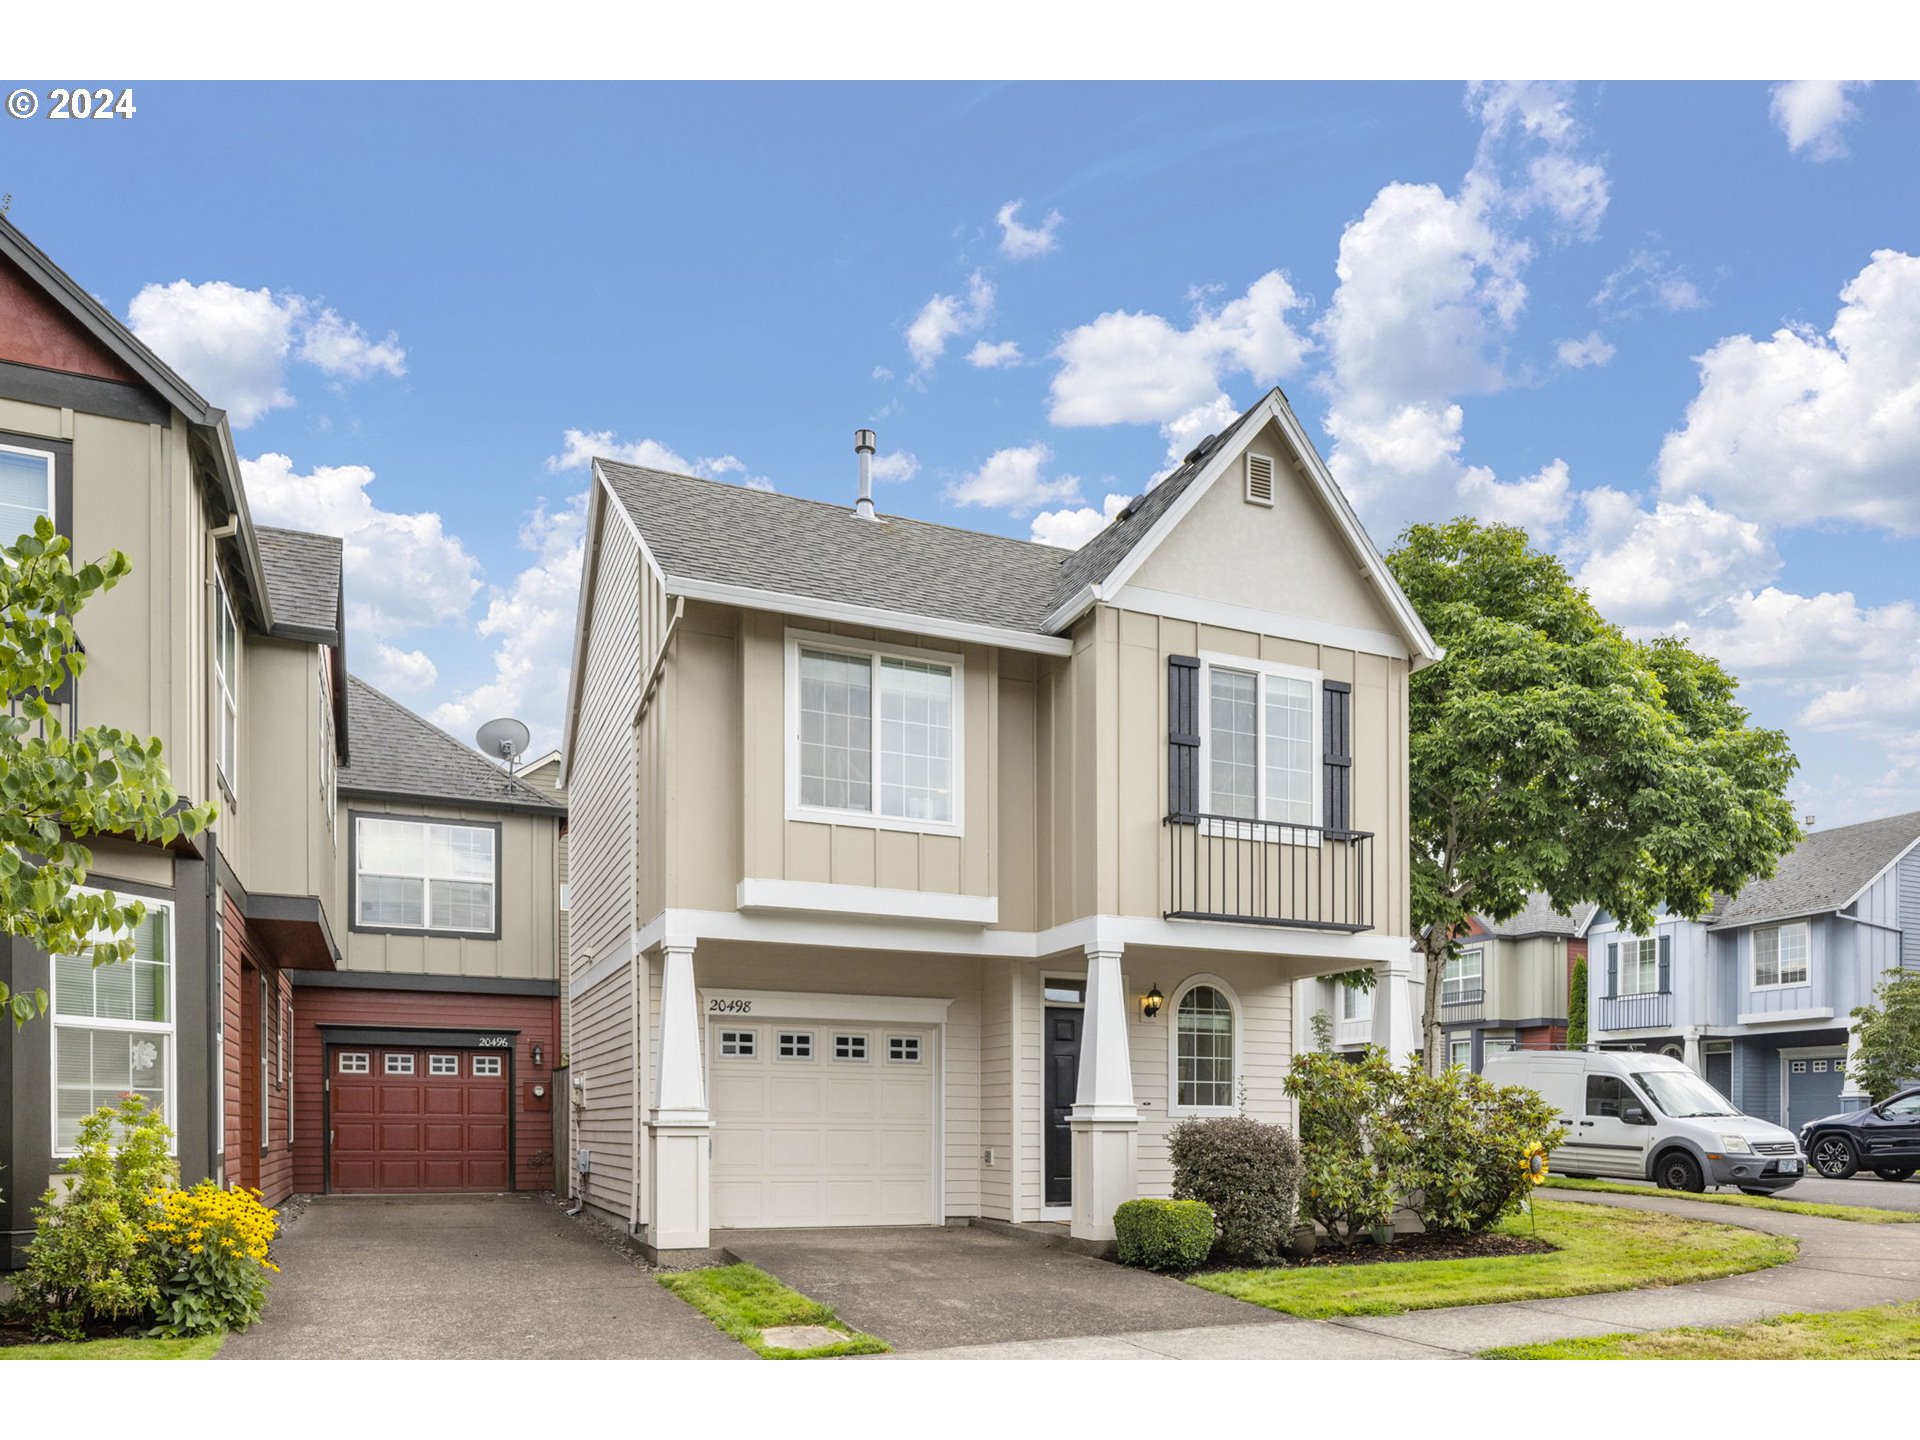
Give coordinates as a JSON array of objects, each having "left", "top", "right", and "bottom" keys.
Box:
[
  {"left": 52, "top": 901, "right": 173, "bottom": 1150},
  {"left": 1175, "top": 984, "right": 1234, "bottom": 1109}
]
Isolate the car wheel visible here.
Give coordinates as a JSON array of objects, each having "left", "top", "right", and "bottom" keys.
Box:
[
  {"left": 1810, "top": 1134, "right": 1858, "bottom": 1179},
  {"left": 1873, "top": 1167, "right": 1916, "bottom": 1182},
  {"left": 1655, "top": 1151, "right": 1705, "bottom": 1192}
]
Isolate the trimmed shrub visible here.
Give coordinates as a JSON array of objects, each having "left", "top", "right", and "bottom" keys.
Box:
[
  {"left": 1403, "top": 1065, "right": 1565, "bottom": 1234},
  {"left": 1283, "top": 1047, "right": 1413, "bottom": 1246},
  {"left": 1114, "top": 1198, "right": 1215, "bottom": 1271},
  {"left": 1168, "top": 1115, "right": 1301, "bottom": 1264}
]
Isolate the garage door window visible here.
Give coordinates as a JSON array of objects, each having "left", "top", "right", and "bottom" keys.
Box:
[
  {"left": 719, "top": 1029, "right": 757, "bottom": 1057},
  {"left": 777, "top": 1031, "right": 813, "bottom": 1059},
  {"left": 338, "top": 1052, "right": 369, "bottom": 1074},
  {"left": 834, "top": 1033, "right": 868, "bottom": 1062},
  {"left": 385, "top": 1053, "right": 415, "bottom": 1075},
  {"left": 887, "top": 1035, "right": 922, "bottom": 1064},
  {"left": 472, "top": 1055, "right": 502, "bottom": 1077},
  {"left": 429, "top": 1054, "right": 459, "bottom": 1075}
]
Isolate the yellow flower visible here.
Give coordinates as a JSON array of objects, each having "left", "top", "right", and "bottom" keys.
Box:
[{"left": 188, "top": 1243, "right": 203, "bottom": 1253}]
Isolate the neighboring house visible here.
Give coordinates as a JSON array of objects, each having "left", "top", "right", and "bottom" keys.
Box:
[
  {"left": 1294, "top": 893, "right": 1590, "bottom": 1069},
  {"left": 1584, "top": 810, "right": 1920, "bottom": 1133},
  {"left": 0, "top": 218, "right": 566, "bottom": 1265},
  {"left": 561, "top": 391, "right": 1440, "bottom": 1253}
]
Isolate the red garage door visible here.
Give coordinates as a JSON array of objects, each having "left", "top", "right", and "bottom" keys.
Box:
[{"left": 329, "top": 1046, "right": 510, "bottom": 1192}]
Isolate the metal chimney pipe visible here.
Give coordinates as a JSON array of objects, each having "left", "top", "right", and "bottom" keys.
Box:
[{"left": 854, "top": 428, "right": 877, "bottom": 520}]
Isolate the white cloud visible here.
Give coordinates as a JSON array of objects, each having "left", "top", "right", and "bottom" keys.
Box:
[
  {"left": 946, "top": 444, "right": 1081, "bottom": 511},
  {"left": 1456, "top": 458, "right": 1573, "bottom": 548},
  {"left": 546, "top": 428, "right": 773, "bottom": 489},
  {"left": 869, "top": 451, "right": 919, "bottom": 483},
  {"left": 1571, "top": 491, "right": 1780, "bottom": 625},
  {"left": 1770, "top": 80, "right": 1870, "bottom": 161},
  {"left": 1675, "top": 586, "right": 1920, "bottom": 682},
  {"left": 871, "top": 365, "right": 894, "bottom": 383},
  {"left": 241, "top": 452, "right": 480, "bottom": 636},
  {"left": 432, "top": 491, "right": 587, "bottom": 757},
  {"left": 906, "top": 271, "right": 994, "bottom": 376},
  {"left": 1592, "top": 249, "right": 1706, "bottom": 315},
  {"left": 996, "top": 200, "right": 1064, "bottom": 260},
  {"left": 1556, "top": 331, "right": 1616, "bottom": 368},
  {"left": 1049, "top": 270, "right": 1311, "bottom": 428},
  {"left": 1157, "top": 394, "right": 1243, "bottom": 471},
  {"left": 127, "top": 280, "right": 404, "bottom": 428},
  {"left": 364, "top": 642, "right": 438, "bottom": 696},
  {"left": 1030, "top": 493, "right": 1132, "bottom": 550},
  {"left": 1469, "top": 81, "right": 1610, "bottom": 239},
  {"left": 1656, "top": 249, "right": 1920, "bottom": 534},
  {"left": 967, "top": 340, "right": 1024, "bottom": 369}
]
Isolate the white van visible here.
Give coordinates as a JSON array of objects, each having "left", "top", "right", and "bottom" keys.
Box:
[{"left": 1482, "top": 1050, "right": 1805, "bottom": 1194}]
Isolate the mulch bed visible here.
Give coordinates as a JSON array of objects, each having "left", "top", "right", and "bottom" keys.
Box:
[{"left": 1193, "top": 1229, "right": 1554, "bottom": 1274}]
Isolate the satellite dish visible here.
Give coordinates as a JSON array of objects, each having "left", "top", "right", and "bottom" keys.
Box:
[{"left": 476, "top": 717, "right": 532, "bottom": 776}]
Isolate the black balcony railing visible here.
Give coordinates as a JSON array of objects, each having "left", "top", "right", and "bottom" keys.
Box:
[
  {"left": 1598, "top": 991, "right": 1673, "bottom": 1031},
  {"left": 1164, "top": 814, "right": 1375, "bottom": 932}
]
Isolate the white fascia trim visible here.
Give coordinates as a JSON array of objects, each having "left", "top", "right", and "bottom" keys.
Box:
[
  {"left": 698, "top": 987, "right": 953, "bottom": 1025},
  {"left": 665, "top": 574, "right": 1073, "bottom": 657},
  {"left": 557, "top": 479, "right": 606, "bottom": 785},
  {"left": 1735, "top": 1007, "right": 1837, "bottom": 1028},
  {"left": 1114, "top": 585, "right": 1410, "bottom": 661},
  {"left": 737, "top": 878, "right": 997, "bottom": 927}
]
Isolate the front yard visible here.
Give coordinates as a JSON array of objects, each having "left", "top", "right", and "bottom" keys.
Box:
[
  {"left": 1187, "top": 1198, "right": 1795, "bottom": 1318},
  {"left": 0, "top": 1334, "right": 224, "bottom": 1361},
  {"left": 1546, "top": 1176, "right": 1920, "bottom": 1224},
  {"left": 1484, "top": 1301, "right": 1920, "bottom": 1359}
]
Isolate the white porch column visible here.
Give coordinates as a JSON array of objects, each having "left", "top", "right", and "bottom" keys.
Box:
[
  {"left": 1682, "top": 1026, "right": 1704, "bottom": 1076},
  {"left": 647, "top": 940, "right": 712, "bottom": 1250},
  {"left": 1069, "top": 943, "right": 1138, "bottom": 1245},
  {"left": 1372, "top": 951, "right": 1418, "bottom": 1067},
  {"left": 1842, "top": 1017, "right": 1869, "bottom": 1105}
]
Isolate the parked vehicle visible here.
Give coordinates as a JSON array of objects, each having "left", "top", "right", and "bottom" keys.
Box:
[
  {"left": 1484, "top": 1050, "right": 1805, "bottom": 1194},
  {"left": 1798, "top": 1088, "right": 1920, "bottom": 1180}
]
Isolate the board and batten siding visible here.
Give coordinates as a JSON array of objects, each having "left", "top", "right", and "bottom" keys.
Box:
[{"left": 565, "top": 504, "right": 646, "bottom": 1224}]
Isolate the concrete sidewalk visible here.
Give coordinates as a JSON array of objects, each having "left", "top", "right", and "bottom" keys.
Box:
[{"left": 894, "top": 1189, "right": 1920, "bottom": 1360}]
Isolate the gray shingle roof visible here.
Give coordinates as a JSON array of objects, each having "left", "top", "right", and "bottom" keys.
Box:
[
  {"left": 1709, "top": 810, "right": 1920, "bottom": 929},
  {"left": 338, "top": 676, "right": 564, "bottom": 814},
  {"left": 255, "top": 526, "right": 343, "bottom": 643},
  {"left": 595, "top": 392, "right": 1277, "bottom": 639},
  {"left": 1481, "top": 893, "right": 1598, "bottom": 938}
]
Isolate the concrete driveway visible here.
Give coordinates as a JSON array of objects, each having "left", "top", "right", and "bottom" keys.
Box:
[
  {"left": 222, "top": 1195, "right": 744, "bottom": 1360},
  {"left": 718, "top": 1224, "right": 1284, "bottom": 1352}
]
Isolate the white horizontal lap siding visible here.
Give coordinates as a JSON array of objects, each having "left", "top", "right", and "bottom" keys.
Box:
[
  {"left": 978, "top": 958, "right": 1013, "bottom": 1220},
  {"left": 1017, "top": 965, "right": 1044, "bottom": 1219}
]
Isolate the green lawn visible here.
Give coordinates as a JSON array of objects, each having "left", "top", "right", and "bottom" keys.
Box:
[
  {"left": 1484, "top": 1300, "right": 1920, "bottom": 1359},
  {"left": 0, "top": 1334, "right": 224, "bottom": 1360},
  {"left": 1187, "top": 1198, "right": 1795, "bottom": 1319},
  {"left": 1545, "top": 1175, "right": 1920, "bottom": 1224},
  {"left": 658, "top": 1264, "right": 888, "bottom": 1359}
]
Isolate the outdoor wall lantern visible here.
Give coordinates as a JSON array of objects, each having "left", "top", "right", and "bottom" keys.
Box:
[
  {"left": 1143, "top": 985, "right": 1164, "bottom": 1021},
  {"left": 532, "top": 1043, "right": 545, "bottom": 1067}
]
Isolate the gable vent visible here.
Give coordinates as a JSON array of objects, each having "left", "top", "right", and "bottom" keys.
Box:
[{"left": 1245, "top": 452, "right": 1275, "bottom": 506}]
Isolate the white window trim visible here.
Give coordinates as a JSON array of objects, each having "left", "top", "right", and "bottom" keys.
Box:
[
  {"left": 1441, "top": 945, "right": 1485, "bottom": 1005},
  {"left": 472, "top": 1054, "right": 503, "bottom": 1077},
  {"left": 213, "top": 574, "right": 240, "bottom": 799},
  {"left": 1448, "top": 1037, "right": 1474, "bottom": 1069},
  {"left": 776, "top": 1030, "right": 814, "bottom": 1061},
  {"left": 1339, "top": 980, "right": 1372, "bottom": 1022},
  {"left": 353, "top": 814, "right": 499, "bottom": 935},
  {"left": 1751, "top": 921, "right": 1811, "bottom": 991},
  {"left": 886, "top": 1034, "right": 923, "bottom": 1064},
  {"left": 50, "top": 893, "right": 178, "bottom": 1157},
  {"left": 1615, "top": 935, "right": 1664, "bottom": 997},
  {"left": 1166, "top": 973, "right": 1243, "bottom": 1118},
  {"left": 1194, "top": 651, "right": 1322, "bottom": 844},
  {"left": 783, "top": 627, "right": 966, "bottom": 838},
  {"left": 338, "top": 1051, "right": 370, "bottom": 1074},
  {"left": 832, "top": 1032, "right": 871, "bottom": 1063},
  {"left": 0, "top": 441, "right": 56, "bottom": 536},
  {"left": 429, "top": 1053, "right": 460, "bottom": 1075},
  {"left": 385, "top": 1053, "right": 415, "bottom": 1075}
]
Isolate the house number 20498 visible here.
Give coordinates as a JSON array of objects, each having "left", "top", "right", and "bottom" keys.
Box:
[{"left": 708, "top": 998, "right": 752, "bottom": 1014}]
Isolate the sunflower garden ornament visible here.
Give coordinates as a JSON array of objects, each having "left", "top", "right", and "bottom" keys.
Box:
[{"left": 1520, "top": 1141, "right": 1549, "bottom": 1234}]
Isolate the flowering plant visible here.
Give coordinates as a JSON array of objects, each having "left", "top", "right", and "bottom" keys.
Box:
[{"left": 145, "top": 1181, "right": 281, "bottom": 1337}]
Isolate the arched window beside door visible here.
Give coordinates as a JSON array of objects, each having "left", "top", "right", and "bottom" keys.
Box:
[{"left": 1170, "top": 977, "right": 1240, "bottom": 1116}]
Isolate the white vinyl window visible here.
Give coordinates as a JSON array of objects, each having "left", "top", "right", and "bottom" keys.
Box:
[
  {"left": 0, "top": 443, "right": 55, "bottom": 544},
  {"left": 354, "top": 816, "right": 497, "bottom": 934},
  {"left": 338, "top": 1052, "right": 369, "bottom": 1074},
  {"left": 777, "top": 1031, "right": 813, "bottom": 1060},
  {"left": 1201, "top": 656, "right": 1319, "bottom": 831},
  {"left": 385, "top": 1053, "right": 415, "bottom": 1075},
  {"left": 1449, "top": 1038, "right": 1473, "bottom": 1070},
  {"left": 1339, "top": 982, "right": 1372, "bottom": 1022},
  {"left": 788, "top": 634, "right": 963, "bottom": 832},
  {"left": 214, "top": 574, "right": 239, "bottom": 794},
  {"left": 472, "top": 1055, "right": 503, "bottom": 1077},
  {"left": 1754, "top": 923, "right": 1810, "bottom": 989},
  {"left": 1441, "top": 946, "right": 1484, "bottom": 1005},
  {"left": 1173, "top": 981, "right": 1237, "bottom": 1112},
  {"left": 719, "top": 1029, "right": 756, "bottom": 1058},
  {"left": 52, "top": 899, "right": 175, "bottom": 1152},
  {"left": 1618, "top": 936, "right": 1662, "bottom": 996},
  {"left": 429, "top": 1054, "right": 459, "bottom": 1075}
]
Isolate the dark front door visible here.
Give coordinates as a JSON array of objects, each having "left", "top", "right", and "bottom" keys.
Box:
[{"left": 1044, "top": 1007, "right": 1081, "bottom": 1207}]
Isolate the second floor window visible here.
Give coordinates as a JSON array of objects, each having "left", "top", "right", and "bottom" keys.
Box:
[
  {"left": 354, "top": 815, "right": 497, "bottom": 934},
  {"left": 1202, "top": 658, "right": 1318, "bottom": 828},
  {"left": 1339, "top": 981, "right": 1372, "bottom": 1022},
  {"left": 0, "top": 442, "right": 55, "bottom": 544},
  {"left": 214, "top": 574, "right": 239, "bottom": 793},
  {"left": 790, "top": 636, "right": 960, "bottom": 829},
  {"left": 1441, "top": 946, "right": 1483, "bottom": 1004},
  {"left": 1754, "top": 922, "right": 1810, "bottom": 988}
]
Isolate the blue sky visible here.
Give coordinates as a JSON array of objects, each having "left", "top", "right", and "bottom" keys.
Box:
[{"left": 7, "top": 80, "right": 1918, "bottom": 822}]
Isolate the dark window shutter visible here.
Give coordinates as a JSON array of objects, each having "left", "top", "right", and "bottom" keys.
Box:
[
  {"left": 1168, "top": 655, "right": 1201, "bottom": 821},
  {"left": 1606, "top": 942, "right": 1619, "bottom": 999},
  {"left": 1658, "top": 935, "right": 1672, "bottom": 994},
  {"left": 1323, "top": 679, "right": 1352, "bottom": 837}
]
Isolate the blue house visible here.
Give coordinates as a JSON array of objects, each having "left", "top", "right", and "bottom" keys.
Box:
[{"left": 1584, "top": 810, "right": 1920, "bottom": 1132}]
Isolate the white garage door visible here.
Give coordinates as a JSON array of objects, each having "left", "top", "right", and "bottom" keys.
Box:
[{"left": 709, "top": 1021, "right": 936, "bottom": 1228}]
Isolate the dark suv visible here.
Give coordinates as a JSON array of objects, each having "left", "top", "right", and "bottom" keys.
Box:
[{"left": 1800, "top": 1087, "right": 1920, "bottom": 1180}]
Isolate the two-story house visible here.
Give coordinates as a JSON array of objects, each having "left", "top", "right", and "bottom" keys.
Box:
[
  {"left": 1294, "top": 893, "right": 1588, "bottom": 1069},
  {"left": 0, "top": 218, "right": 567, "bottom": 1264},
  {"left": 1585, "top": 810, "right": 1920, "bottom": 1133},
  {"left": 561, "top": 391, "right": 1440, "bottom": 1254}
]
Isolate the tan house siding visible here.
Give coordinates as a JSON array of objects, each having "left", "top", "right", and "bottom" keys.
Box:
[
  {"left": 241, "top": 638, "right": 337, "bottom": 908},
  {"left": 572, "top": 965, "right": 637, "bottom": 1221}
]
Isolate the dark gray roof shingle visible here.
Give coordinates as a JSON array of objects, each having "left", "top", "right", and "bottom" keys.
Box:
[
  {"left": 338, "top": 676, "right": 564, "bottom": 814},
  {"left": 1709, "top": 810, "right": 1920, "bottom": 929},
  {"left": 255, "top": 526, "right": 343, "bottom": 643},
  {"left": 1481, "top": 893, "right": 1597, "bottom": 938}
]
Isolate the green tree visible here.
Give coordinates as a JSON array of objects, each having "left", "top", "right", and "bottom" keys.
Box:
[
  {"left": 2, "top": 517, "right": 217, "bottom": 1027},
  {"left": 1849, "top": 971, "right": 1920, "bottom": 1103},
  {"left": 1567, "top": 954, "right": 1589, "bottom": 1050},
  {"left": 1387, "top": 519, "right": 1799, "bottom": 1071}
]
